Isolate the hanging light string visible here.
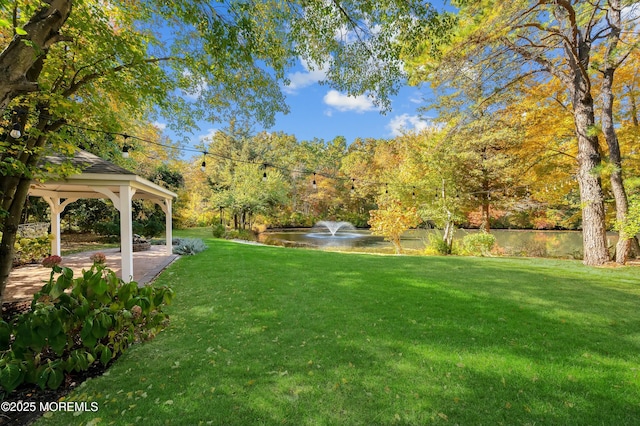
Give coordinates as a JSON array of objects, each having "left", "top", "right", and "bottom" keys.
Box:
[
  {"left": 10, "top": 119, "right": 562, "bottom": 200},
  {"left": 54, "top": 121, "right": 387, "bottom": 189}
]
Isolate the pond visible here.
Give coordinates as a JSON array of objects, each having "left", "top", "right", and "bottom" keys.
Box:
[{"left": 264, "top": 228, "right": 622, "bottom": 258}]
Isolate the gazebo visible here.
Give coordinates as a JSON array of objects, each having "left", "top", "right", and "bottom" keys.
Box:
[{"left": 27, "top": 150, "right": 177, "bottom": 282}]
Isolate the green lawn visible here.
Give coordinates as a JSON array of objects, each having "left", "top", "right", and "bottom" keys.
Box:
[{"left": 37, "top": 231, "right": 640, "bottom": 425}]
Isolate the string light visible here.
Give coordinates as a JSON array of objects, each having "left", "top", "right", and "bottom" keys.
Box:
[
  {"left": 121, "top": 135, "right": 131, "bottom": 158},
  {"left": 262, "top": 163, "right": 268, "bottom": 182},
  {"left": 10, "top": 122, "right": 21, "bottom": 139},
  {"left": 201, "top": 151, "right": 208, "bottom": 172},
  {"left": 350, "top": 178, "right": 355, "bottom": 194},
  {"left": 7, "top": 112, "right": 551, "bottom": 203}
]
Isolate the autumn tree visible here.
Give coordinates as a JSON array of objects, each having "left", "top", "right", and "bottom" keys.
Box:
[
  {"left": 405, "top": 0, "right": 635, "bottom": 265},
  {"left": 369, "top": 195, "right": 420, "bottom": 254}
]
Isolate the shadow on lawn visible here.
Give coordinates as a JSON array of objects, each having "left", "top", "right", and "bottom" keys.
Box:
[
  {"left": 37, "top": 242, "right": 640, "bottom": 425},
  {"left": 169, "top": 246, "right": 640, "bottom": 424}
]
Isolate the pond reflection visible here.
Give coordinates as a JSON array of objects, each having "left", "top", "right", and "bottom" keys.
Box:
[{"left": 264, "top": 229, "right": 621, "bottom": 258}]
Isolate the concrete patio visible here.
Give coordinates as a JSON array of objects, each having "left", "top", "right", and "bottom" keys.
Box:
[{"left": 5, "top": 245, "right": 178, "bottom": 303}]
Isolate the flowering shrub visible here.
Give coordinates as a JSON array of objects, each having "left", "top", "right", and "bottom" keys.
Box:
[
  {"left": 41, "top": 255, "right": 62, "bottom": 268},
  {"left": 90, "top": 252, "right": 107, "bottom": 265},
  {"left": 0, "top": 262, "right": 173, "bottom": 393}
]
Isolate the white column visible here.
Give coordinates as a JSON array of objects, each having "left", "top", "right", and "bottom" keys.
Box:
[
  {"left": 164, "top": 199, "right": 173, "bottom": 255},
  {"left": 51, "top": 208, "right": 61, "bottom": 256},
  {"left": 119, "top": 186, "right": 134, "bottom": 282},
  {"left": 42, "top": 197, "right": 77, "bottom": 256}
]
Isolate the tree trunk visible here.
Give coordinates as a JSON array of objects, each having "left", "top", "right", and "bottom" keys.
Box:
[
  {"left": 600, "top": 0, "right": 631, "bottom": 264},
  {"left": 0, "top": 176, "right": 36, "bottom": 312},
  {"left": 602, "top": 67, "right": 631, "bottom": 264},
  {"left": 573, "top": 94, "right": 609, "bottom": 265},
  {"left": 0, "top": 0, "right": 73, "bottom": 113}
]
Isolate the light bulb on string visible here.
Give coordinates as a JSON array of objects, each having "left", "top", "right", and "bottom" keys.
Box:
[
  {"left": 385, "top": 183, "right": 388, "bottom": 194},
  {"left": 201, "top": 151, "right": 208, "bottom": 172},
  {"left": 121, "top": 135, "right": 131, "bottom": 158},
  {"left": 412, "top": 186, "right": 416, "bottom": 200},
  {"left": 10, "top": 122, "right": 21, "bottom": 139},
  {"left": 312, "top": 173, "right": 317, "bottom": 189},
  {"left": 350, "top": 178, "right": 355, "bottom": 194},
  {"left": 262, "top": 164, "right": 268, "bottom": 182}
]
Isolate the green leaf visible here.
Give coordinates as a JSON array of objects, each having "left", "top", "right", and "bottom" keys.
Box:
[
  {"left": 100, "top": 346, "right": 113, "bottom": 365},
  {"left": 0, "top": 363, "right": 25, "bottom": 392},
  {"left": 15, "top": 27, "right": 27, "bottom": 35},
  {"left": 47, "top": 367, "right": 64, "bottom": 389},
  {"left": 94, "top": 278, "right": 108, "bottom": 296}
]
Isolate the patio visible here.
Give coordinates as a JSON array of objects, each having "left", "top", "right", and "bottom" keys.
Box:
[{"left": 4, "top": 245, "right": 178, "bottom": 303}]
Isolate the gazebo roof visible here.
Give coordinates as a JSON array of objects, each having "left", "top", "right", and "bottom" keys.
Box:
[
  {"left": 26, "top": 149, "right": 176, "bottom": 283},
  {"left": 29, "top": 150, "right": 177, "bottom": 201}
]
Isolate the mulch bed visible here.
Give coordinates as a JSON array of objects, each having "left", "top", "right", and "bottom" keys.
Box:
[{"left": 0, "top": 302, "right": 113, "bottom": 426}]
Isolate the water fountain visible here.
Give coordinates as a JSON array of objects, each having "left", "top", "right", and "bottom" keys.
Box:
[
  {"left": 305, "top": 221, "right": 362, "bottom": 244},
  {"left": 313, "top": 221, "right": 356, "bottom": 236}
]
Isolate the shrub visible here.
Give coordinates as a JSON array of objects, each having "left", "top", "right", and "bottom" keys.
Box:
[
  {"left": 0, "top": 261, "right": 173, "bottom": 394},
  {"left": 212, "top": 223, "right": 226, "bottom": 238},
  {"left": 224, "top": 229, "right": 257, "bottom": 241},
  {"left": 172, "top": 238, "right": 208, "bottom": 255},
  {"left": 12, "top": 234, "right": 53, "bottom": 265},
  {"left": 425, "top": 232, "right": 451, "bottom": 255},
  {"left": 462, "top": 232, "right": 496, "bottom": 256}
]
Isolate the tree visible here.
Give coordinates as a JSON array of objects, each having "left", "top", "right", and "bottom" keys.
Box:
[
  {"left": 1, "top": 0, "right": 440, "bottom": 303},
  {"left": 369, "top": 195, "right": 420, "bottom": 254},
  {"left": 405, "top": 0, "right": 636, "bottom": 265},
  {"left": 595, "top": 0, "right": 639, "bottom": 263}
]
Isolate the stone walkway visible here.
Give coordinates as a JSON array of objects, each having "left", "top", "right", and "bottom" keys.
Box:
[{"left": 5, "top": 246, "right": 178, "bottom": 302}]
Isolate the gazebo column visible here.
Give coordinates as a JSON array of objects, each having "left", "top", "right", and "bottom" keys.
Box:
[
  {"left": 94, "top": 186, "right": 136, "bottom": 282},
  {"left": 41, "top": 196, "right": 78, "bottom": 256},
  {"left": 119, "top": 185, "right": 135, "bottom": 282},
  {"left": 156, "top": 198, "right": 173, "bottom": 256}
]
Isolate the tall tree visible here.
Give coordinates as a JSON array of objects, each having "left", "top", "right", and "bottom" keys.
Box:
[
  {"left": 596, "top": 0, "right": 639, "bottom": 263},
  {"left": 405, "top": 0, "right": 636, "bottom": 265}
]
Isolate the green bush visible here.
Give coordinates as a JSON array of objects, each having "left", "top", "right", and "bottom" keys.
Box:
[
  {"left": 172, "top": 238, "right": 208, "bottom": 255},
  {"left": 12, "top": 235, "right": 52, "bottom": 265},
  {"left": 224, "top": 229, "right": 257, "bottom": 241},
  {"left": 0, "top": 258, "right": 173, "bottom": 394},
  {"left": 425, "top": 232, "right": 451, "bottom": 255},
  {"left": 212, "top": 223, "right": 226, "bottom": 238},
  {"left": 462, "top": 232, "right": 496, "bottom": 256},
  {"left": 93, "top": 221, "right": 120, "bottom": 236}
]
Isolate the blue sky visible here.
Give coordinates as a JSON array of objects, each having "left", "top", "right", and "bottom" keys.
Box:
[
  {"left": 167, "top": 63, "right": 435, "bottom": 153},
  {"left": 271, "top": 63, "right": 433, "bottom": 143},
  {"left": 156, "top": 2, "right": 456, "bottom": 154}
]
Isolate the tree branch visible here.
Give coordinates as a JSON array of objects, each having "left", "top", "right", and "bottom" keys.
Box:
[{"left": 62, "top": 56, "right": 174, "bottom": 98}]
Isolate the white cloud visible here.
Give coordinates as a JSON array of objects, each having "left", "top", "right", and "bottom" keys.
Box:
[
  {"left": 152, "top": 121, "right": 167, "bottom": 131},
  {"left": 181, "top": 69, "right": 208, "bottom": 100},
  {"left": 199, "top": 128, "right": 219, "bottom": 142},
  {"left": 323, "top": 90, "right": 377, "bottom": 113},
  {"left": 284, "top": 59, "right": 329, "bottom": 94},
  {"left": 387, "top": 114, "right": 432, "bottom": 136}
]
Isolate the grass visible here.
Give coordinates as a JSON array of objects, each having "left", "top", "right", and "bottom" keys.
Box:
[{"left": 36, "top": 229, "right": 640, "bottom": 425}]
